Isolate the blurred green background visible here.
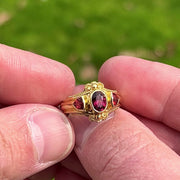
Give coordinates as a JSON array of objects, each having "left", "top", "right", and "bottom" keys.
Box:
[{"left": 0, "top": 0, "right": 180, "bottom": 84}]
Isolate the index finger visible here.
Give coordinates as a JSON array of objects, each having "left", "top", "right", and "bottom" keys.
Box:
[
  {"left": 0, "top": 44, "right": 75, "bottom": 105},
  {"left": 98, "top": 56, "right": 180, "bottom": 131}
]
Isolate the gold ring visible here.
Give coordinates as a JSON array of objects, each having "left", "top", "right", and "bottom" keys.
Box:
[{"left": 60, "top": 81, "right": 121, "bottom": 122}]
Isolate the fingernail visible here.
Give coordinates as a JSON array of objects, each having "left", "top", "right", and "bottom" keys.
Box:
[{"left": 28, "top": 108, "right": 74, "bottom": 163}]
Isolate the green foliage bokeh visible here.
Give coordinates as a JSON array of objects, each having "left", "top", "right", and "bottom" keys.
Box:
[{"left": 0, "top": 0, "right": 180, "bottom": 83}]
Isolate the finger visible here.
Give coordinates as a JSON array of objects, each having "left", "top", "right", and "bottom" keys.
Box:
[
  {"left": 0, "top": 44, "right": 75, "bottom": 105},
  {"left": 55, "top": 166, "right": 88, "bottom": 180},
  {"left": 0, "top": 104, "right": 74, "bottom": 180},
  {"left": 98, "top": 56, "right": 180, "bottom": 130},
  {"left": 70, "top": 109, "right": 180, "bottom": 180}
]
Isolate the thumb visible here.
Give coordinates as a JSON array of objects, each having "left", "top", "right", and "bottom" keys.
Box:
[
  {"left": 70, "top": 109, "right": 180, "bottom": 180},
  {"left": 0, "top": 104, "right": 74, "bottom": 180}
]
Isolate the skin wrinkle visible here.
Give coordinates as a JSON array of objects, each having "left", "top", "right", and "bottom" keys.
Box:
[
  {"left": 101, "top": 138, "right": 179, "bottom": 180},
  {"left": 3, "top": 52, "right": 23, "bottom": 70},
  {"left": 98, "top": 118, "right": 120, "bottom": 173},
  {"left": 26, "top": 50, "right": 75, "bottom": 101},
  {"left": 0, "top": 128, "right": 13, "bottom": 179},
  {"left": 100, "top": 143, "right": 154, "bottom": 180},
  {"left": 99, "top": 131, "right": 153, "bottom": 180},
  {"left": 0, "top": 51, "right": 29, "bottom": 102},
  {"left": 140, "top": 117, "right": 180, "bottom": 155},
  {"left": 27, "top": 60, "right": 62, "bottom": 103},
  {"left": 0, "top": 125, "right": 30, "bottom": 180},
  {"left": 0, "top": 129, "right": 9, "bottom": 178},
  {"left": 160, "top": 80, "right": 180, "bottom": 122}
]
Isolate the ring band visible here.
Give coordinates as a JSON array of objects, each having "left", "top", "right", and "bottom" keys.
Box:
[{"left": 60, "top": 81, "right": 121, "bottom": 122}]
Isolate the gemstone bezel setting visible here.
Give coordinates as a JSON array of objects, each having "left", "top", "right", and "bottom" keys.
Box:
[
  {"left": 73, "top": 97, "right": 84, "bottom": 110},
  {"left": 112, "top": 92, "right": 119, "bottom": 106},
  {"left": 91, "top": 90, "right": 108, "bottom": 113}
]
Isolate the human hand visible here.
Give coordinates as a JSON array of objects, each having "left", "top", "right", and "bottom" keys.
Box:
[
  {"left": 1, "top": 44, "right": 180, "bottom": 180},
  {"left": 0, "top": 44, "right": 77, "bottom": 180},
  {"left": 70, "top": 56, "right": 180, "bottom": 180}
]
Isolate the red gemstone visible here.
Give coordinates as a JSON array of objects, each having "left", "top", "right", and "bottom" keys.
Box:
[
  {"left": 112, "top": 93, "right": 118, "bottom": 106},
  {"left": 73, "top": 97, "right": 84, "bottom": 109},
  {"left": 92, "top": 91, "right": 107, "bottom": 112}
]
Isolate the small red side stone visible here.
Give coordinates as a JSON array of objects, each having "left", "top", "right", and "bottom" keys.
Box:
[
  {"left": 73, "top": 97, "right": 84, "bottom": 109},
  {"left": 112, "top": 93, "right": 118, "bottom": 106}
]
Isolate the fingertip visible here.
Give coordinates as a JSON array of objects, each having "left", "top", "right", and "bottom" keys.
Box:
[
  {"left": 0, "top": 44, "right": 76, "bottom": 105},
  {"left": 58, "top": 63, "right": 76, "bottom": 99},
  {"left": 98, "top": 55, "right": 180, "bottom": 124},
  {"left": 98, "top": 55, "right": 145, "bottom": 84},
  {"left": 98, "top": 56, "right": 118, "bottom": 81},
  {"left": 0, "top": 104, "right": 75, "bottom": 179}
]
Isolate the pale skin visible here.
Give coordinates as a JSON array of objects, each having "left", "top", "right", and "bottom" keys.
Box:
[{"left": 0, "top": 44, "right": 180, "bottom": 180}]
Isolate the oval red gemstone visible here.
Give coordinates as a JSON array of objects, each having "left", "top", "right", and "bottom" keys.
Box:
[
  {"left": 73, "top": 97, "right": 84, "bottom": 109},
  {"left": 92, "top": 91, "right": 107, "bottom": 112},
  {"left": 112, "top": 93, "right": 118, "bottom": 106}
]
